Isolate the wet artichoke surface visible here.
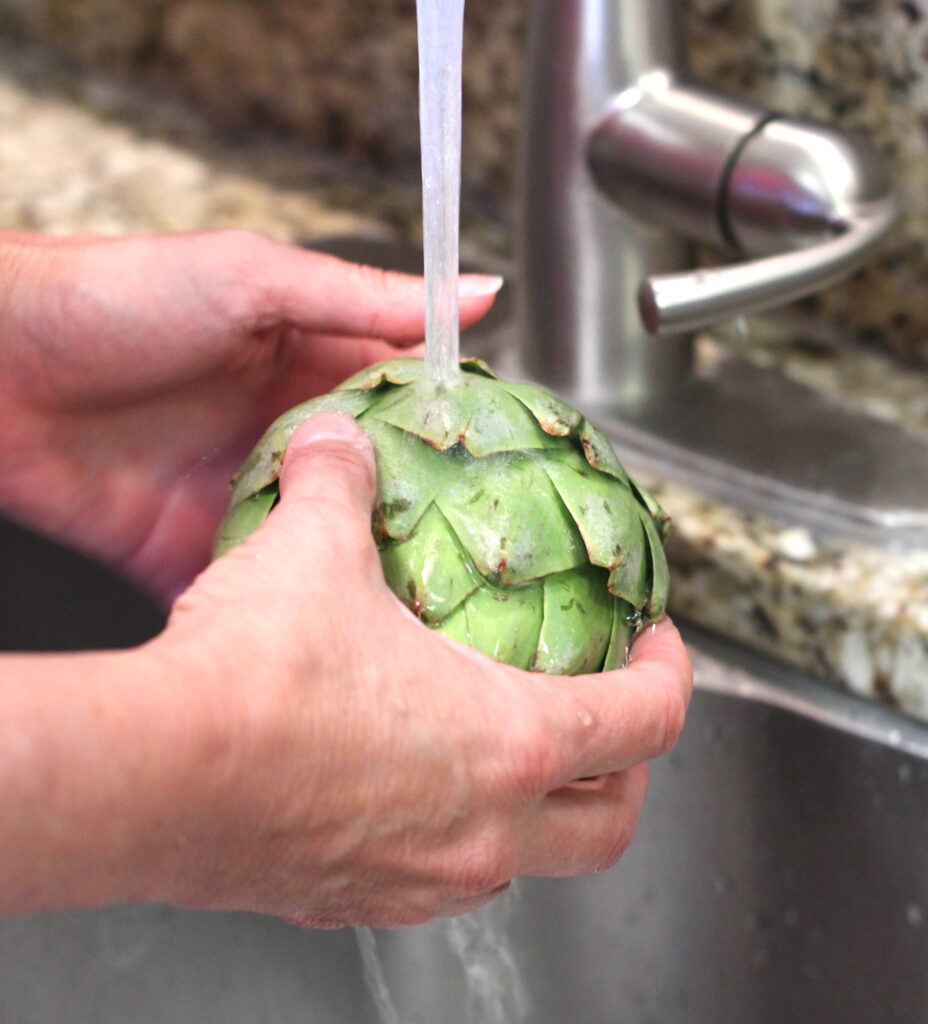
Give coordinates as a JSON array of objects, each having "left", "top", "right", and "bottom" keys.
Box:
[{"left": 215, "top": 358, "right": 669, "bottom": 674}]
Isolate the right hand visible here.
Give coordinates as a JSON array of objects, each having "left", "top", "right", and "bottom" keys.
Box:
[{"left": 146, "top": 412, "right": 693, "bottom": 928}]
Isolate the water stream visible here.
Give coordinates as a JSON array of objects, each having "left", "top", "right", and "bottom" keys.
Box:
[
  {"left": 355, "top": 2, "right": 532, "bottom": 1020},
  {"left": 355, "top": 927, "right": 403, "bottom": 1024},
  {"left": 439, "top": 885, "right": 531, "bottom": 1024},
  {"left": 356, "top": 885, "right": 530, "bottom": 1024},
  {"left": 417, "top": 0, "right": 465, "bottom": 383}
]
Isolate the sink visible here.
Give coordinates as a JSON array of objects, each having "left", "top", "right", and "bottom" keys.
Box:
[{"left": 4, "top": 235, "right": 927, "bottom": 1022}]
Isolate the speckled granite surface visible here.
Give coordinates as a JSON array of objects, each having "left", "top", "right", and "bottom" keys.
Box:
[
  {"left": 0, "top": 0, "right": 926, "bottom": 357},
  {"left": 2, "top": 45, "right": 928, "bottom": 723},
  {"left": 685, "top": 0, "right": 928, "bottom": 361}
]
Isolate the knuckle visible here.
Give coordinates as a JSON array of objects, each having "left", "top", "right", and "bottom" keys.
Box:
[
  {"left": 351, "top": 263, "right": 416, "bottom": 336},
  {"left": 504, "top": 715, "right": 565, "bottom": 794},
  {"left": 450, "top": 833, "right": 515, "bottom": 896},
  {"left": 354, "top": 261, "right": 393, "bottom": 293},
  {"left": 657, "top": 678, "right": 689, "bottom": 754},
  {"left": 202, "top": 230, "right": 277, "bottom": 322}
]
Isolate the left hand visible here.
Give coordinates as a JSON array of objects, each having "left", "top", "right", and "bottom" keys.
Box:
[{"left": 0, "top": 229, "right": 500, "bottom": 602}]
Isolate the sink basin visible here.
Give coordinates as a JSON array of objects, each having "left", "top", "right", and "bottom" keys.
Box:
[{"left": 3, "top": 514, "right": 928, "bottom": 1023}]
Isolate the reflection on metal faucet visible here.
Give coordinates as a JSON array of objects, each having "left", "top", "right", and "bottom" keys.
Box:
[{"left": 520, "top": 0, "right": 897, "bottom": 406}]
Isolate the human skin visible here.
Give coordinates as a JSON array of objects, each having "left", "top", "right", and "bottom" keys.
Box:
[{"left": 0, "top": 231, "right": 692, "bottom": 927}]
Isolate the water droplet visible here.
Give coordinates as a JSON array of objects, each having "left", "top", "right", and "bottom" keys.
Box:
[
  {"left": 577, "top": 709, "right": 594, "bottom": 729},
  {"left": 906, "top": 903, "right": 923, "bottom": 927}
]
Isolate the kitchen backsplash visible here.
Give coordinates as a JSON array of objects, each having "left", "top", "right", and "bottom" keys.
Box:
[{"left": 1, "top": 0, "right": 926, "bottom": 359}]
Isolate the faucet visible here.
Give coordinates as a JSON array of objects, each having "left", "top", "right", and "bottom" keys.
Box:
[{"left": 519, "top": 0, "right": 898, "bottom": 409}]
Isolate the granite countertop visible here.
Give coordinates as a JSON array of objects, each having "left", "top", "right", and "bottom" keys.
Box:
[{"left": 4, "top": 45, "right": 928, "bottom": 722}]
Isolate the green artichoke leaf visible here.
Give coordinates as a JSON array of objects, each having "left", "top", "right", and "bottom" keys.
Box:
[
  {"left": 630, "top": 478, "right": 671, "bottom": 541},
  {"left": 379, "top": 502, "right": 480, "bottom": 623},
  {"left": 458, "top": 356, "right": 499, "bottom": 380},
  {"left": 578, "top": 419, "right": 630, "bottom": 483},
  {"left": 640, "top": 508, "right": 670, "bottom": 620},
  {"left": 438, "top": 580, "right": 544, "bottom": 671},
  {"left": 501, "top": 380, "right": 583, "bottom": 438},
  {"left": 213, "top": 484, "right": 278, "bottom": 558},
  {"left": 534, "top": 565, "right": 614, "bottom": 675},
  {"left": 541, "top": 447, "right": 648, "bottom": 608},
  {"left": 360, "top": 417, "right": 461, "bottom": 541},
  {"left": 602, "top": 598, "right": 638, "bottom": 672},
  {"left": 367, "top": 374, "right": 553, "bottom": 455},
  {"left": 366, "top": 377, "right": 477, "bottom": 451},
  {"left": 334, "top": 357, "right": 429, "bottom": 393},
  {"left": 457, "top": 376, "right": 556, "bottom": 455},
  {"left": 336, "top": 356, "right": 497, "bottom": 395},
  {"left": 229, "top": 389, "right": 374, "bottom": 504},
  {"left": 436, "top": 451, "right": 588, "bottom": 585}
]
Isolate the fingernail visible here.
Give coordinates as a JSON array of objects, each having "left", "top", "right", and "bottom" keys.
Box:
[
  {"left": 288, "top": 413, "right": 374, "bottom": 465},
  {"left": 459, "top": 274, "right": 505, "bottom": 298}
]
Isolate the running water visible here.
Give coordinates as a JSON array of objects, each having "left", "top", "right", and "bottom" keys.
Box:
[
  {"left": 417, "top": 0, "right": 465, "bottom": 383},
  {"left": 356, "top": 886, "right": 530, "bottom": 1024},
  {"left": 440, "top": 884, "right": 531, "bottom": 1024},
  {"left": 355, "top": 927, "right": 402, "bottom": 1024}
]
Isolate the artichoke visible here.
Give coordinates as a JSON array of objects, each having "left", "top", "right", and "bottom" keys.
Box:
[{"left": 215, "top": 358, "right": 669, "bottom": 674}]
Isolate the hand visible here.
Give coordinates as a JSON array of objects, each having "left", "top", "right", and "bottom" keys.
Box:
[
  {"left": 0, "top": 230, "right": 500, "bottom": 602},
  {"left": 143, "top": 413, "right": 693, "bottom": 928}
]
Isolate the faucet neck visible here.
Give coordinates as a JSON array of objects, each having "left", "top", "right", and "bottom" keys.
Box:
[{"left": 518, "top": 0, "right": 693, "bottom": 407}]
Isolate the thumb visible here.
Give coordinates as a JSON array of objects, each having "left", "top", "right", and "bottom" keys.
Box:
[{"left": 268, "top": 412, "right": 380, "bottom": 577}]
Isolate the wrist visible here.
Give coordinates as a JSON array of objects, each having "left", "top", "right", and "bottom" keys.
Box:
[
  {"left": 106, "top": 634, "right": 247, "bottom": 909},
  {"left": 0, "top": 639, "right": 240, "bottom": 915}
]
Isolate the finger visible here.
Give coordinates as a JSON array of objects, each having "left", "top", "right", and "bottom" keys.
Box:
[
  {"left": 541, "top": 618, "right": 693, "bottom": 784},
  {"left": 258, "top": 246, "right": 503, "bottom": 343},
  {"left": 264, "top": 412, "right": 382, "bottom": 585},
  {"left": 282, "top": 332, "right": 415, "bottom": 387},
  {"left": 518, "top": 765, "right": 649, "bottom": 877}
]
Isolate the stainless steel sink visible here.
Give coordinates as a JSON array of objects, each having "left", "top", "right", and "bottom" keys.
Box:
[{"left": 4, "top": 626, "right": 928, "bottom": 1023}]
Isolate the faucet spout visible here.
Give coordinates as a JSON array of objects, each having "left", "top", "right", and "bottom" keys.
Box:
[{"left": 639, "top": 196, "right": 898, "bottom": 336}]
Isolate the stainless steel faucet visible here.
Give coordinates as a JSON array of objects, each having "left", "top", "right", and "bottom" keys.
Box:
[{"left": 519, "top": 0, "right": 898, "bottom": 408}]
